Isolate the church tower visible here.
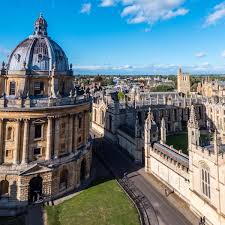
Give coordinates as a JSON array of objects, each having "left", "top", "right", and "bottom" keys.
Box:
[{"left": 177, "top": 67, "right": 191, "bottom": 95}]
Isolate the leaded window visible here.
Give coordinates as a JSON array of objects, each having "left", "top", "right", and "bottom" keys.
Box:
[{"left": 201, "top": 168, "right": 210, "bottom": 198}]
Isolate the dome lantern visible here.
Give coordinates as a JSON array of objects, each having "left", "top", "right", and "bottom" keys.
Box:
[{"left": 34, "top": 13, "right": 48, "bottom": 36}]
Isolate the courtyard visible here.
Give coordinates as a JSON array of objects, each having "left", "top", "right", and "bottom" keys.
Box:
[
  {"left": 166, "top": 133, "right": 189, "bottom": 155},
  {"left": 45, "top": 179, "right": 140, "bottom": 225}
]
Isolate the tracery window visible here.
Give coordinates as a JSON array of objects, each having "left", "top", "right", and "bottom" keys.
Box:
[
  {"left": 101, "top": 111, "right": 105, "bottom": 125},
  {"left": 109, "top": 115, "right": 112, "bottom": 131},
  {"left": 94, "top": 109, "right": 97, "bottom": 122},
  {"left": 201, "top": 167, "right": 211, "bottom": 199}
]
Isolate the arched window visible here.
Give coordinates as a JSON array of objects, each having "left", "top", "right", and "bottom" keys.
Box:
[
  {"left": 78, "top": 117, "right": 82, "bottom": 129},
  {"left": 94, "top": 109, "right": 97, "bottom": 122},
  {"left": 109, "top": 115, "right": 112, "bottom": 131},
  {"left": 80, "top": 159, "right": 86, "bottom": 182},
  {"left": 34, "top": 81, "right": 44, "bottom": 96},
  {"left": 7, "top": 127, "right": 13, "bottom": 141},
  {"left": 101, "top": 111, "right": 105, "bottom": 125},
  {"left": 59, "top": 169, "right": 68, "bottom": 191},
  {"left": 201, "top": 167, "right": 210, "bottom": 198},
  {"left": 0, "top": 180, "right": 9, "bottom": 197},
  {"left": 9, "top": 81, "right": 16, "bottom": 96}
]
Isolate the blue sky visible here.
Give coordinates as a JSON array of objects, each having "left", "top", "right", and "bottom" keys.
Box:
[{"left": 1, "top": 0, "right": 225, "bottom": 74}]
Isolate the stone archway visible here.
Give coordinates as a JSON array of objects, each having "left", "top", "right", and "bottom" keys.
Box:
[
  {"left": 0, "top": 180, "right": 9, "bottom": 197},
  {"left": 29, "top": 176, "right": 43, "bottom": 203},
  {"left": 80, "top": 159, "right": 86, "bottom": 182},
  {"left": 59, "top": 169, "right": 69, "bottom": 191}
]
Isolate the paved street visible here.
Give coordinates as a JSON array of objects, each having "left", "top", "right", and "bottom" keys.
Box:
[{"left": 93, "top": 134, "right": 199, "bottom": 225}]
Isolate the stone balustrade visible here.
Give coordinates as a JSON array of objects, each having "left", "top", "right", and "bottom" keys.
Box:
[{"left": 0, "top": 95, "right": 91, "bottom": 109}]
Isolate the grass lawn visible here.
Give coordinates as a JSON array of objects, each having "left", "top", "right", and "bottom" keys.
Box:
[
  {"left": 46, "top": 180, "right": 140, "bottom": 225},
  {"left": 0, "top": 216, "right": 25, "bottom": 225},
  {"left": 166, "top": 133, "right": 188, "bottom": 155}
]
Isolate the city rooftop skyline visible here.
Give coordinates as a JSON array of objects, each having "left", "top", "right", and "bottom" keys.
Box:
[{"left": 1, "top": 0, "right": 225, "bottom": 75}]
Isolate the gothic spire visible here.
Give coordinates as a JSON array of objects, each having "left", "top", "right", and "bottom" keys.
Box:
[{"left": 188, "top": 105, "right": 199, "bottom": 128}]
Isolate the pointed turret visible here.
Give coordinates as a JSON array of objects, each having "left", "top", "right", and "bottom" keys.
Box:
[
  {"left": 188, "top": 105, "right": 200, "bottom": 149},
  {"left": 214, "top": 129, "right": 220, "bottom": 156},
  {"left": 160, "top": 117, "right": 166, "bottom": 144},
  {"left": 188, "top": 105, "right": 199, "bottom": 129}
]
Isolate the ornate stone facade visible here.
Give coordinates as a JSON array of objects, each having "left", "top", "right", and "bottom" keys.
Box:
[
  {"left": 92, "top": 89, "right": 204, "bottom": 163},
  {"left": 93, "top": 86, "right": 225, "bottom": 224},
  {"left": 145, "top": 103, "right": 225, "bottom": 225},
  {"left": 0, "top": 15, "right": 92, "bottom": 215},
  {"left": 197, "top": 77, "right": 225, "bottom": 97}
]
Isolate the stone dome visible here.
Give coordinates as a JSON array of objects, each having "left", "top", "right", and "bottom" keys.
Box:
[{"left": 8, "top": 14, "right": 69, "bottom": 72}]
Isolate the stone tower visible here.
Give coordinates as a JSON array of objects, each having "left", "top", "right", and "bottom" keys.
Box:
[{"left": 177, "top": 68, "right": 191, "bottom": 95}]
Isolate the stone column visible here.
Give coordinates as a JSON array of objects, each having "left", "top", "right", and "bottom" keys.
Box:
[
  {"left": 0, "top": 119, "right": 4, "bottom": 164},
  {"left": 21, "top": 119, "right": 29, "bottom": 164},
  {"left": 83, "top": 112, "right": 86, "bottom": 144},
  {"left": 68, "top": 115, "right": 73, "bottom": 153},
  {"left": 54, "top": 117, "right": 60, "bottom": 158},
  {"left": 14, "top": 120, "right": 21, "bottom": 165},
  {"left": 73, "top": 114, "right": 78, "bottom": 152},
  {"left": 46, "top": 117, "right": 53, "bottom": 160},
  {"left": 84, "top": 111, "right": 89, "bottom": 144}
]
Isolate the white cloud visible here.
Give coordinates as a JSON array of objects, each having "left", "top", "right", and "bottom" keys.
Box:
[
  {"left": 144, "top": 27, "right": 151, "bottom": 32},
  {"left": 195, "top": 52, "right": 206, "bottom": 58},
  {"left": 80, "top": 3, "right": 92, "bottom": 14},
  {"left": 0, "top": 46, "right": 10, "bottom": 58},
  {"left": 205, "top": 2, "right": 225, "bottom": 26},
  {"left": 222, "top": 50, "right": 225, "bottom": 58},
  {"left": 100, "top": 0, "right": 189, "bottom": 25},
  {"left": 73, "top": 64, "right": 134, "bottom": 71},
  {"left": 100, "top": 0, "right": 115, "bottom": 7},
  {"left": 74, "top": 63, "right": 225, "bottom": 75}
]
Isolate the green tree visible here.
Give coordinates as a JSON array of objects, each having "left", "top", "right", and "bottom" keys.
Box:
[
  {"left": 151, "top": 85, "right": 175, "bottom": 92},
  {"left": 118, "top": 91, "right": 125, "bottom": 101}
]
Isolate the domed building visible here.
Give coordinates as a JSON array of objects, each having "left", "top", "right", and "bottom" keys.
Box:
[{"left": 0, "top": 14, "right": 92, "bottom": 214}]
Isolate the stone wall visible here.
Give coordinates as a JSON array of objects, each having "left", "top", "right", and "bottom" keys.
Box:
[{"left": 148, "top": 144, "right": 190, "bottom": 203}]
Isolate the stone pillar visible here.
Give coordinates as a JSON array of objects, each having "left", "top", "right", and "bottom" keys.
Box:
[
  {"left": 68, "top": 115, "right": 73, "bottom": 153},
  {"left": 14, "top": 120, "right": 21, "bottom": 165},
  {"left": 86, "top": 111, "right": 90, "bottom": 143},
  {"left": 73, "top": 114, "right": 78, "bottom": 152},
  {"left": 46, "top": 117, "right": 53, "bottom": 160},
  {"left": 83, "top": 112, "right": 87, "bottom": 144},
  {"left": 0, "top": 119, "right": 4, "bottom": 164},
  {"left": 54, "top": 117, "right": 60, "bottom": 158},
  {"left": 21, "top": 119, "right": 29, "bottom": 164}
]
